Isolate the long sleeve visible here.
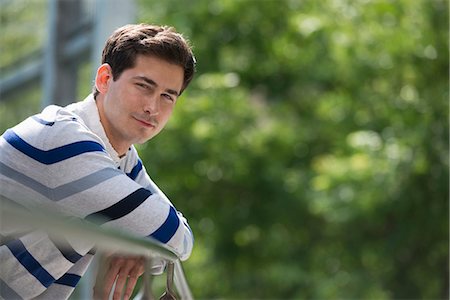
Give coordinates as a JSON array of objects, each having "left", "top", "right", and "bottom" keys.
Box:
[
  {"left": 123, "top": 149, "right": 194, "bottom": 260},
  {"left": 0, "top": 103, "right": 194, "bottom": 299}
]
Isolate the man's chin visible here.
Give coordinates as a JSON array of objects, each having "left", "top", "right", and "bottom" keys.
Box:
[{"left": 137, "top": 134, "right": 158, "bottom": 144}]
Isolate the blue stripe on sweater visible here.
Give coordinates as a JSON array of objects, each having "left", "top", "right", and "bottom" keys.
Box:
[
  {"left": 2, "top": 129, "right": 105, "bottom": 165},
  {"left": 58, "top": 248, "right": 83, "bottom": 264},
  {"left": 85, "top": 188, "right": 153, "bottom": 224},
  {"left": 54, "top": 273, "right": 81, "bottom": 287},
  {"left": 6, "top": 239, "right": 55, "bottom": 288},
  {"left": 48, "top": 236, "right": 83, "bottom": 264},
  {"left": 149, "top": 206, "right": 180, "bottom": 243},
  {"left": 126, "top": 159, "right": 143, "bottom": 180},
  {"left": 32, "top": 116, "right": 55, "bottom": 126}
]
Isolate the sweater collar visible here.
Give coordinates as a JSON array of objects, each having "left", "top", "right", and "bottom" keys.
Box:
[{"left": 69, "top": 94, "right": 127, "bottom": 165}]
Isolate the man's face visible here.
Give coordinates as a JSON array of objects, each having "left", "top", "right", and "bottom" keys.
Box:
[{"left": 96, "top": 55, "right": 184, "bottom": 155}]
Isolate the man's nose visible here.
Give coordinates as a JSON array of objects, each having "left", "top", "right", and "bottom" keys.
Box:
[{"left": 144, "top": 95, "right": 160, "bottom": 116}]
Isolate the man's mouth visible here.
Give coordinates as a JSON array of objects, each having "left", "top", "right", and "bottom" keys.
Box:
[{"left": 133, "top": 116, "right": 157, "bottom": 128}]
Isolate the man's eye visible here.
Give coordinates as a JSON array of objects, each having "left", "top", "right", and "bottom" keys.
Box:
[
  {"left": 163, "top": 94, "right": 174, "bottom": 102},
  {"left": 136, "top": 83, "right": 149, "bottom": 89}
]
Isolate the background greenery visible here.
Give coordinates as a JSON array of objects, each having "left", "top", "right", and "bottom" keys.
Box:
[{"left": 1, "top": 0, "right": 448, "bottom": 299}]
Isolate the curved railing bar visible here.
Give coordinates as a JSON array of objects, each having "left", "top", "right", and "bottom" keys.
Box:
[{"left": 0, "top": 197, "right": 193, "bottom": 300}]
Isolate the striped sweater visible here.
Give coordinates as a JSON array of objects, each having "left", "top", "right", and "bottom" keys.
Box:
[{"left": 0, "top": 95, "right": 194, "bottom": 299}]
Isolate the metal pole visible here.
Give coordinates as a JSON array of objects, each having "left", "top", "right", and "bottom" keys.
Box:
[
  {"left": 41, "top": 0, "right": 57, "bottom": 108},
  {"left": 42, "top": 0, "right": 84, "bottom": 107},
  {"left": 91, "top": 0, "right": 136, "bottom": 78}
]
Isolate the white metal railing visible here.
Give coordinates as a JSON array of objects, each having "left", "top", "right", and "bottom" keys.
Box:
[{"left": 0, "top": 197, "right": 193, "bottom": 300}]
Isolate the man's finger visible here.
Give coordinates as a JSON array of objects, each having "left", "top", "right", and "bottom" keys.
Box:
[
  {"left": 123, "top": 258, "right": 145, "bottom": 300},
  {"left": 113, "top": 271, "right": 129, "bottom": 300},
  {"left": 123, "top": 275, "right": 139, "bottom": 300},
  {"left": 133, "top": 257, "right": 145, "bottom": 277},
  {"left": 111, "top": 257, "right": 138, "bottom": 300},
  {"left": 102, "top": 257, "right": 124, "bottom": 300}
]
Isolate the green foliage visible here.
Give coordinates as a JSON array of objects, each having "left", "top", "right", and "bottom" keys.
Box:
[
  {"left": 1, "top": 0, "right": 448, "bottom": 298},
  {"left": 0, "top": 0, "right": 46, "bottom": 132},
  {"left": 0, "top": 83, "right": 41, "bottom": 132},
  {"left": 138, "top": 0, "right": 449, "bottom": 298},
  {"left": 0, "top": 0, "right": 46, "bottom": 67}
]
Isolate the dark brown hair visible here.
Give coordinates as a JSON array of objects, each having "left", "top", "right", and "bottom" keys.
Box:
[{"left": 93, "top": 23, "right": 196, "bottom": 98}]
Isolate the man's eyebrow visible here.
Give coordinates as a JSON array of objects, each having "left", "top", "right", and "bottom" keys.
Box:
[{"left": 133, "top": 75, "right": 180, "bottom": 96}]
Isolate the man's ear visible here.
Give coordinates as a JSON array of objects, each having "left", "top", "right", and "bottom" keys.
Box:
[{"left": 95, "top": 64, "right": 113, "bottom": 94}]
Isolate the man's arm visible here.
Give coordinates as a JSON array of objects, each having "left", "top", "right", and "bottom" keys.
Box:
[
  {"left": 0, "top": 116, "right": 193, "bottom": 298},
  {"left": 94, "top": 151, "right": 192, "bottom": 300}
]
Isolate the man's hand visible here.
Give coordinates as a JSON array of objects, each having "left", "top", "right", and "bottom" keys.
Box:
[{"left": 94, "top": 255, "right": 145, "bottom": 300}]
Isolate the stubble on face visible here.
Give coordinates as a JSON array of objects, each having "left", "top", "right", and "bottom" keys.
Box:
[{"left": 95, "top": 55, "right": 184, "bottom": 156}]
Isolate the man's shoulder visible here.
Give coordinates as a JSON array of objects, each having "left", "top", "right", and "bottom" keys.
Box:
[{"left": 5, "top": 105, "right": 104, "bottom": 151}]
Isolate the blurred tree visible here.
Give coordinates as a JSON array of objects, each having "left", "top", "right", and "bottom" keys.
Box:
[
  {"left": 0, "top": 0, "right": 46, "bottom": 131},
  {"left": 137, "top": 0, "right": 449, "bottom": 298}
]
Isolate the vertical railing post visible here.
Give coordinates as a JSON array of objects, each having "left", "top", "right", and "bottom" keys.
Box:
[
  {"left": 91, "top": 0, "right": 135, "bottom": 78},
  {"left": 42, "top": 0, "right": 83, "bottom": 107},
  {"left": 142, "top": 257, "right": 155, "bottom": 300},
  {"left": 159, "top": 262, "right": 178, "bottom": 300}
]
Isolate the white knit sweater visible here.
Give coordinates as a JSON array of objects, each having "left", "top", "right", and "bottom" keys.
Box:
[{"left": 0, "top": 95, "right": 193, "bottom": 299}]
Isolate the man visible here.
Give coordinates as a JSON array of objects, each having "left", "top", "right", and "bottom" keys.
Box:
[{"left": 0, "top": 23, "right": 196, "bottom": 299}]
